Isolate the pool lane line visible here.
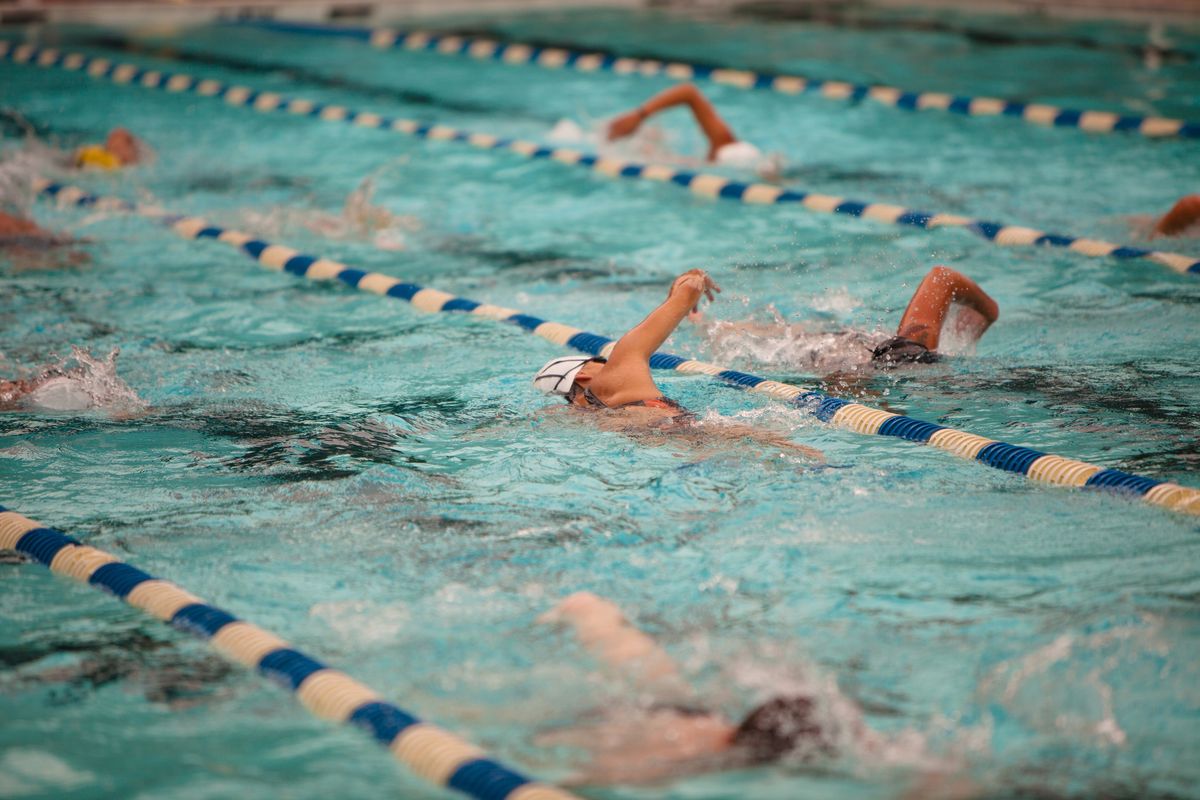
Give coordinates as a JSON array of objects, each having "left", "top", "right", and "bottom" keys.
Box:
[
  {"left": 0, "top": 504, "right": 581, "bottom": 800},
  {"left": 232, "top": 18, "right": 1200, "bottom": 142},
  {"left": 4, "top": 42, "right": 1198, "bottom": 278},
  {"left": 34, "top": 179, "right": 1200, "bottom": 517}
]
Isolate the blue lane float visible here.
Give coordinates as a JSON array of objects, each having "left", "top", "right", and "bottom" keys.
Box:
[
  {"left": 236, "top": 18, "right": 1200, "bottom": 141},
  {"left": 34, "top": 179, "right": 1200, "bottom": 517},
  {"left": 2, "top": 40, "right": 1198, "bottom": 277},
  {"left": 0, "top": 505, "right": 581, "bottom": 800}
]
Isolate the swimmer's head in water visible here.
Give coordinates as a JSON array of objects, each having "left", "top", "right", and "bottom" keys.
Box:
[
  {"left": 731, "top": 694, "right": 833, "bottom": 763},
  {"left": 870, "top": 335, "right": 938, "bottom": 368},
  {"left": 533, "top": 356, "right": 606, "bottom": 398},
  {"left": 105, "top": 127, "right": 141, "bottom": 165}
]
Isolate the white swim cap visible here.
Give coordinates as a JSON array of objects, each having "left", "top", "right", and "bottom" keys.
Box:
[
  {"left": 714, "top": 140, "right": 764, "bottom": 169},
  {"left": 533, "top": 356, "right": 595, "bottom": 396},
  {"left": 548, "top": 118, "right": 587, "bottom": 143}
]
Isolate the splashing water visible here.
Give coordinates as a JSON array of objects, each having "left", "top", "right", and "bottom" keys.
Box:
[
  {"left": 974, "top": 619, "right": 1166, "bottom": 750},
  {"left": 239, "top": 163, "right": 420, "bottom": 251},
  {"left": 694, "top": 306, "right": 887, "bottom": 374},
  {"left": 8, "top": 347, "right": 146, "bottom": 413},
  {"left": 0, "top": 141, "right": 72, "bottom": 216},
  {"left": 724, "top": 646, "right": 944, "bottom": 773}
]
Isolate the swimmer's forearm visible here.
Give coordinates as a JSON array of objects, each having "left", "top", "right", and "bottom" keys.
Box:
[
  {"left": 543, "top": 593, "right": 684, "bottom": 688},
  {"left": 947, "top": 273, "right": 999, "bottom": 325},
  {"left": 897, "top": 267, "right": 996, "bottom": 351},
  {"left": 639, "top": 84, "right": 702, "bottom": 116},
  {"left": 609, "top": 290, "right": 698, "bottom": 364},
  {"left": 637, "top": 84, "right": 736, "bottom": 155}
]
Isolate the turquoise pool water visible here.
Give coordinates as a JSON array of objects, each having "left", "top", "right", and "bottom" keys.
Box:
[{"left": 1, "top": 7, "right": 1199, "bottom": 799}]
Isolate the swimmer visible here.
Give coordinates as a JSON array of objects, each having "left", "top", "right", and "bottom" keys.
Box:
[
  {"left": 0, "top": 210, "right": 88, "bottom": 271},
  {"left": 533, "top": 269, "right": 823, "bottom": 460},
  {"left": 536, "top": 591, "right": 884, "bottom": 785},
  {"left": 1151, "top": 194, "right": 1200, "bottom": 238},
  {"left": 0, "top": 210, "right": 54, "bottom": 240},
  {"left": 0, "top": 372, "right": 91, "bottom": 411},
  {"left": 0, "top": 376, "right": 40, "bottom": 409},
  {"left": 697, "top": 266, "right": 998, "bottom": 372},
  {"left": 868, "top": 266, "right": 998, "bottom": 367},
  {"left": 75, "top": 127, "right": 147, "bottom": 170},
  {"left": 0, "top": 347, "right": 142, "bottom": 412},
  {"left": 607, "top": 84, "right": 780, "bottom": 178}
]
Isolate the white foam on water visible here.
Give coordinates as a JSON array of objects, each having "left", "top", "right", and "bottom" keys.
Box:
[
  {"left": 694, "top": 306, "right": 886, "bottom": 374},
  {"left": 0, "top": 748, "right": 94, "bottom": 796},
  {"left": 0, "top": 141, "right": 71, "bottom": 215},
  {"left": 309, "top": 599, "right": 411, "bottom": 648},
  {"left": 727, "top": 650, "right": 938, "bottom": 769}
]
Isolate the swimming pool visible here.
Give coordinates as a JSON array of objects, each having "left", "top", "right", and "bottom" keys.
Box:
[{"left": 2, "top": 6, "right": 1199, "bottom": 798}]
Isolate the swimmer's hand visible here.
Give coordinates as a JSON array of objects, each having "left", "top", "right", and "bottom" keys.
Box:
[
  {"left": 669, "top": 269, "right": 721, "bottom": 313},
  {"left": 608, "top": 109, "right": 644, "bottom": 141}
]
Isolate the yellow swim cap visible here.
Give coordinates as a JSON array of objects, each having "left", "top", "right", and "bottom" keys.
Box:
[{"left": 76, "top": 144, "right": 122, "bottom": 170}]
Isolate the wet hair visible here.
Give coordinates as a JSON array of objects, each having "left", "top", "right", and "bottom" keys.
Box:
[
  {"left": 730, "top": 695, "right": 834, "bottom": 763},
  {"left": 870, "top": 335, "right": 938, "bottom": 368}
]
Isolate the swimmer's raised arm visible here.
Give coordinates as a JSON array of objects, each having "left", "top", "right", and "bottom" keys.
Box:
[
  {"left": 539, "top": 592, "right": 692, "bottom": 696},
  {"left": 1152, "top": 194, "right": 1200, "bottom": 238},
  {"left": 612, "top": 269, "right": 718, "bottom": 361},
  {"left": 895, "top": 266, "right": 998, "bottom": 352},
  {"left": 592, "top": 270, "right": 720, "bottom": 400},
  {"left": 608, "top": 84, "right": 738, "bottom": 160}
]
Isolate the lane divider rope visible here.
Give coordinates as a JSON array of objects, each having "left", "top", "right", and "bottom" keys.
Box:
[
  {"left": 0, "top": 503, "right": 581, "bottom": 800},
  {"left": 34, "top": 178, "right": 1200, "bottom": 517},
  {"left": 4, "top": 40, "right": 1197, "bottom": 277},
  {"left": 235, "top": 18, "right": 1200, "bottom": 141}
]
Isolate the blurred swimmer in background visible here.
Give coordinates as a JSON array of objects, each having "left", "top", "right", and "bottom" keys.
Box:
[
  {"left": 550, "top": 84, "right": 783, "bottom": 180},
  {"left": 1151, "top": 194, "right": 1200, "bottom": 238},
  {"left": 0, "top": 209, "right": 89, "bottom": 271},
  {"left": 74, "top": 127, "right": 149, "bottom": 170}
]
